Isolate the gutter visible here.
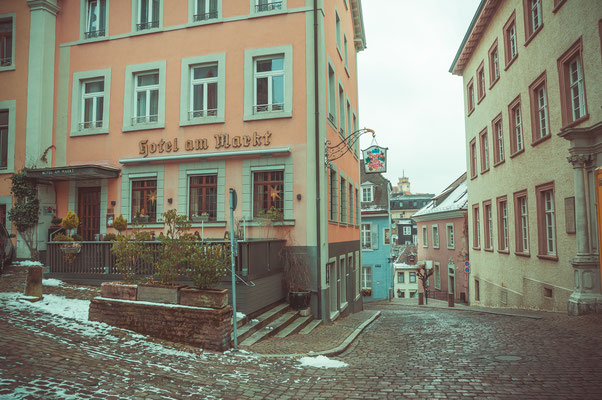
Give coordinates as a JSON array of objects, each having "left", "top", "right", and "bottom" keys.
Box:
[
  {"left": 313, "top": 0, "right": 322, "bottom": 320},
  {"left": 448, "top": 0, "right": 487, "bottom": 74}
]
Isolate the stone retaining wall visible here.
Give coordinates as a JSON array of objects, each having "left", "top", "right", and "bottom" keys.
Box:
[{"left": 89, "top": 297, "right": 232, "bottom": 351}]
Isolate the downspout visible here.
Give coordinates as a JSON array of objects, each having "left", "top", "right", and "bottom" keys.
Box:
[{"left": 313, "top": 0, "right": 322, "bottom": 319}]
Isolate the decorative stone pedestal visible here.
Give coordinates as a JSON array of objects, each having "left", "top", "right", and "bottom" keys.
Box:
[
  {"left": 24, "top": 265, "right": 44, "bottom": 300},
  {"left": 568, "top": 256, "right": 602, "bottom": 316}
]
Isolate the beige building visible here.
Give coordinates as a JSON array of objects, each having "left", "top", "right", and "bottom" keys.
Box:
[{"left": 450, "top": 0, "right": 602, "bottom": 314}]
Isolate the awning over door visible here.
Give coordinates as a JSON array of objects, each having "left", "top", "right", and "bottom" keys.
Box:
[{"left": 25, "top": 165, "right": 121, "bottom": 181}]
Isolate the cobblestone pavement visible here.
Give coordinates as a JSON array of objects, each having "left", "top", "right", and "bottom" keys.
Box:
[{"left": 2, "top": 269, "right": 602, "bottom": 399}]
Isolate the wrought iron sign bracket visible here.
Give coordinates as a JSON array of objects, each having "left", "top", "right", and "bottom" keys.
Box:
[{"left": 325, "top": 128, "right": 375, "bottom": 167}]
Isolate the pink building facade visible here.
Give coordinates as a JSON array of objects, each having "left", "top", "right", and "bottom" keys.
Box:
[{"left": 413, "top": 174, "right": 470, "bottom": 302}]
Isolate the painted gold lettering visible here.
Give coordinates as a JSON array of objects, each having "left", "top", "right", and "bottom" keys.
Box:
[
  {"left": 149, "top": 143, "right": 157, "bottom": 154},
  {"left": 253, "top": 132, "right": 262, "bottom": 146},
  {"left": 214, "top": 134, "right": 230, "bottom": 149},
  {"left": 232, "top": 136, "right": 241, "bottom": 148},
  {"left": 158, "top": 139, "right": 165, "bottom": 153},
  {"left": 200, "top": 138, "right": 208, "bottom": 150},
  {"left": 165, "top": 141, "right": 173, "bottom": 152},
  {"left": 173, "top": 138, "right": 179, "bottom": 152},
  {"left": 139, "top": 140, "right": 149, "bottom": 158},
  {"left": 185, "top": 140, "right": 194, "bottom": 151},
  {"left": 264, "top": 131, "right": 272, "bottom": 146},
  {"left": 243, "top": 135, "right": 251, "bottom": 147}
]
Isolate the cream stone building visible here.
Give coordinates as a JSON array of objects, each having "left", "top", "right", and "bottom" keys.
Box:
[{"left": 450, "top": 0, "right": 602, "bottom": 314}]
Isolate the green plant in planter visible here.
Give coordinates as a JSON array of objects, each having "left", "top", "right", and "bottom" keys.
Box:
[
  {"left": 111, "top": 228, "right": 154, "bottom": 283},
  {"left": 186, "top": 243, "right": 230, "bottom": 289},
  {"left": 113, "top": 214, "right": 128, "bottom": 234},
  {"left": 8, "top": 170, "right": 40, "bottom": 260},
  {"left": 53, "top": 232, "right": 80, "bottom": 265},
  {"left": 258, "top": 206, "right": 284, "bottom": 223},
  {"left": 61, "top": 210, "right": 79, "bottom": 237},
  {"left": 103, "top": 233, "right": 118, "bottom": 241},
  {"left": 152, "top": 209, "right": 193, "bottom": 285}
]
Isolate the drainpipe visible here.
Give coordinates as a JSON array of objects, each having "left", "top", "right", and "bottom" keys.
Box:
[{"left": 313, "top": 0, "right": 322, "bottom": 319}]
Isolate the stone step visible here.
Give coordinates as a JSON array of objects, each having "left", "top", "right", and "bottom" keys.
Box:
[
  {"left": 274, "top": 315, "right": 312, "bottom": 338},
  {"left": 240, "top": 311, "right": 298, "bottom": 346},
  {"left": 299, "top": 319, "right": 322, "bottom": 335},
  {"left": 234, "top": 302, "right": 289, "bottom": 343}
]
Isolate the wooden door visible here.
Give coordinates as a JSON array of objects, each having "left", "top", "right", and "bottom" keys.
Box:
[{"left": 78, "top": 187, "right": 100, "bottom": 241}]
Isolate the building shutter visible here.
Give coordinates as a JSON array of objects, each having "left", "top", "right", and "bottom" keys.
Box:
[{"left": 371, "top": 224, "right": 379, "bottom": 250}]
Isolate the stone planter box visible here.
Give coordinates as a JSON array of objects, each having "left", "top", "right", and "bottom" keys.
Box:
[
  {"left": 179, "top": 287, "right": 228, "bottom": 309},
  {"left": 101, "top": 282, "right": 137, "bottom": 301},
  {"left": 137, "top": 284, "right": 185, "bottom": 304}
]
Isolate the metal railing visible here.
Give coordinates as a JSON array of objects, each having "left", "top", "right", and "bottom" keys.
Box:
[
  {"left": 136, "top": 21, "right": 159, "bottom": 31},
  {"left": 189, "top": 109, "right": 218, "bottom": 119},
  {"left": 255, "top": 1, "right": 282, "bottom": 12},
  {"left": 132, "top": 115, "right": 158, "bottom": 124},
  {"left": 0, "top": 57, "right": 12, "bottom": 67},
  {"left": 253, "top": 103, "right": 284, "bottom": 113},
  {"left": 79, "top": 121, "right": 103, "bottom": 130},
  {"left": 84, "top": 29, "right": 105, "bottom": 39},
  {"left": 193, "top": 11, "right": 218, "bottom": 21}
]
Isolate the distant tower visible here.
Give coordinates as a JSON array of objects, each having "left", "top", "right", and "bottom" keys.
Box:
[{"left": 396, "top": 170, "right": 411, "bottom": 194}]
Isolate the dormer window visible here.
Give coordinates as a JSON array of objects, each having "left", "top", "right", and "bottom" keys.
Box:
[{"left": 362, "top": 186, "right": 373, "bottom": 202}]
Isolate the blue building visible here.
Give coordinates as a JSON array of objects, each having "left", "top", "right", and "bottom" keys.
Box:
[{"left": 360, "top": 166, "right": 393, "bottom": 301}]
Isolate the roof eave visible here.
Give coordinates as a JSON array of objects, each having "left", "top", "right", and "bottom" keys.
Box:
[{"left": 351, "top": 0, "right": 367, "bottom": 52}]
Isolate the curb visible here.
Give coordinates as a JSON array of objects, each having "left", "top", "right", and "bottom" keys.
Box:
[
  {"left": 248, "top": 310, "right": 382, "bottom": 359},
  {"left": 386, "top": 303, "right": 544, "bottom": 320}
]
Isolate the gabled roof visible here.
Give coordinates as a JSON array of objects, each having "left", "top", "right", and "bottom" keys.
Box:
[
  {"left": 350, "top": 0, "right": 367, "bottom": 51},
  {"left": 449, "top": 0, "right": 502, "bottom": 76},
  {"left": 413, "top": 173, "right": 468, "bottom": 218},
  {"left": 360, "top": 161, "right": 391, "bottom": 213}
]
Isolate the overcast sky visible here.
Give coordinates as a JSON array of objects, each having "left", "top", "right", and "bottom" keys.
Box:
[{"left": 357, "top": 0, "right": 481, "bottom": 195}]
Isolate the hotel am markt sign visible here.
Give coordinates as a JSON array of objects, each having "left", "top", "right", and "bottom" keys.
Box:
[{"left": 362, "top": 145, "right": 388, "bottom": 174}]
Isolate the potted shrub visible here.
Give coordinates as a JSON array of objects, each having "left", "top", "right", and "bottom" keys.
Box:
[
  {"left": 113, "top": 214, "right": 128, "bottom": 234},
  {"left": 180, "top": 242, "right": 230, "bottom": 308},
  {"left": 281, "top": 246, "right": 312, "bottom": 311}
]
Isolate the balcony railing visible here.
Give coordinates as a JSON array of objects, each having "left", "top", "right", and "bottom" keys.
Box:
[
  {"left": 84, "top": 29, "right": 106, "bottom": 39},
  {"left": 0, "top": 57, "right": 12, "bottom": 67},
  {"left": 132, "top": 115, "right": 158, "bottom": 124},
  {"left": 136, "top": 20, "right": 159, "bottom": 31},
  {"left": 253, "top": 103, "right": 284, "bottom": 114},
  {"left": 189, "top": 109, "right": 218, "bottom": 119},
  {"left": 193, "top": 11, "right": 218, "bottom": 21},
  {"left": 256, "top": 1, "right": 282, "bottom": 12},
  {"left": 79, "top": 121, "right": 103, "bottom": 130}
]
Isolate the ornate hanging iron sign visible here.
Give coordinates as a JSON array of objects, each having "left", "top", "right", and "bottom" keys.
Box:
[{"left": 362, "top": 145, "right": 388, "bottom": 174}]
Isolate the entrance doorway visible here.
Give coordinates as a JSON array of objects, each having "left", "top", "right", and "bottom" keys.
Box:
[
  {"left": 78, "top": 187, "right": 101, "bottom": 241},
  {"left": 448, "top": 265, "right": 456, "bottom": 298},
  {"left": 329, "top": 262, "right": 338, "bottom": 316}
]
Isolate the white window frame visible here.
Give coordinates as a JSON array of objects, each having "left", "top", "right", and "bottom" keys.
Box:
[
  {"left": 492, "top": 47, "right": 499, "bottom": 80},
  {"left": 544, "top": 190, "right": 556, "bottom": 255},
  {"left": 434, "top": 263, "right": 441, "bottom": 290},
  {"left": 192, "top": 0, "right": 220, "bottom": 22},
  {"left": 123, "top": 60, "right": 166, "bottom": 132},
  {"left": 361, "top": 186, "right": 373, "bottom": 202},
  {"left": 180, "top": 53, "right": 225, "bottom": 126},
  {"left": 568, "top": 57, "right": 586, "bottom": 121},
  {"left": 509, "top": 23, "right": 517, "bottom": 59},
  {"left": 422, "top": 226, "right": 428, "bottom": 247},
  {"left": 486, "top": 204, "right": 493, "bottom": 250},
  {"left": 361, "top": 266, "right": 372, "bottom": 290},
  {"left": 0, "top": 14, "right": 16, "bottom": 72},
  {"left": 0, "top": 101, "right": 16, "bottom": 173},
  {"left": 253, "top": 56, "right": 284, "bottom": 114},
  {"left": 252, "top": 0, "right": 286, "bottom": 14},
  {"left": 495, "top": 119, "right": 504, "bottom": 162},
  {"left": 383, "top": 228, "right": 391, "bottom": 245},
  {"left": 82, "top": 0, "right": 107, "bottom": 40},
  {"left": 530, "top": 0, "right": 541, "bottom": 32},
  {"left": 338, "top": 83, "right": 345, "bottom": 137},
  {"left": 81, "top": 80, "right": 104, "bottom": 129},
  {"left": 403, "top": 226, "right": 411, "bottom": 236},
  {"left": 244, "top": 45, "right": 292, "bottom": 121},
  {"left": 446, "top": 223, "right": 455, "bottom": 249},
  {"left": 520, "top": 196, "right": 529, "bottom": 252},
  {"left": 242, "top": 157, "right": 293, "bottom": 221},
  {"left": 432, "top": 225, "right": 439, "bottom": 248},
  {"left": 537, "top": 85, "right": 549, "bottom": 138},
  {"left": 409, "top": 272, "right": 416, "bottom": 284},
  {"left": 335, "top": 10, "right": 342, "bottom": 56},
  {"left": 134, "top": 0, "right": 161, "bottom": 31},
  {"left": 120, "top": 165, "right": 165, "bottom": 226},
  {"left": 514, "top": 106, "right": 524, "bottom": 151},
  {"left": 71, "top": 68, "right": 111, "bottom": 137},
  {"left": 178, "top": 161, "right": 226, "bottom": 226},
  {"left": 134, "top": 71, "right": 159, "bottom": 124},
  {"left": 327, "top": 61, "right": 336, "bottom": 126},
  {"left": 361, "top": 223, "right": 371, "bottom": 250},
  {"left": 501, "top": 200, "right": 509, "bottom": 251}
]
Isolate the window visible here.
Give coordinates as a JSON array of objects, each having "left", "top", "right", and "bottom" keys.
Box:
[
  {"left": 329, "top": 169, "right": 338, "bottom": 221},
  {"left": 475, "top": 279, "right": 480, "bottom": 301},
  {"left": 328, "top": 64, "right": 336, "bottom": 125},
  {"left": 339, "top": 257, "right": 347, "bottom": 305},
  {"left": 255, "top": 0, "right": 283, "bottom": 13},
  {"left": 467, "top": 78, "right": 475, "bottom": 115},
  {"left": 194, "top": 0, "right": 218, "bottom": 21},
  {"left": 0, "top": 204, "right": 5, "bottom": 226},
  {"left": 409, "top": 272, "right": 416, "bottom": 284},
  {"left": 403, "top": 226, "right": 411, "bottom": 235},
  {"left": 422, "top": 226, "right": 428, "bottom": 247},
  {"left": 470, "top": 138, "right": 478, "bottom": 179},
  {"left": 180, "top": 54, "right": 225, "bottom": 126},
  {"left": 353, "top": 112, "right": 359, "bottom": 156},
  {"left": 397, "top": 272, "right": 404, "bottom": 283},
  {"left": 0, "top": 16, "right": 14, "bottom": 68},
  {"left": 361, "top": 186, "right": 373, "bottom": 202},
  {"left": 335, "top": 11, "right": 342, "bottom": 54},
  {"left": 355, "top": 188, "right": 359, "bottom": 225},
  {"left": 189, "top": 175, "right": 217, "bottom": 221},
  {"left": 529, "top": 72, "right": 550, "bottom": 144},
  {"left": 432, "top": 225, "right": 439, "bottom": 248},
  {"left": 244, "top": 46, "right": 292, "bottom": 120},
  {"left": 81, "top": 80, "right": 104, "bottom": 130},
  {"left": 483, "top": 200, "right": 493, "bottom": 251},
  {"left": 384, "top": 228, "right": 391, "bottom": 245},
  {"left": 134, "top": 72, "right": 159, "bottom": 124},
  {"left": 434, "top": 263, "right": 441, "bottom": 290},
  {"left": 488, "top": 40, "right": 500, "bottom": 87},
  {"left": 472, "top": 204, "right": 480, "bottom": 249},
  {"left": 340, "top": 176, "right": 347, "bottom": 223},
  {"left": 479, "top": 128, "right": 490, "bottom": 172},
  {"left": 71, "top": 68, "right": 111, "bottom": 137},
  {"left": 84, "top": 0, "right": 106, "bottom": 39},
  {"left": 503, "top": 12, "right": 518, "bottom": 68},
  {"left": 514, "top": 190, "right": 529, "bottom": 254},
  {"left": 343, "top": 35, "right": 349, "bottom": 70},
  {"left": 348, "top": 182, "right": 354, "bottom": 225},
  {"left": 131, "top": 179, "right": 158, "bottom": 223},
  {"left": 476, "top": 61, "right": 486, "bottom": 103},
  {"left": 0, "top": 110, "right": 7, "bottom": 169},
  {"left": 361, "top": 223, "right": 371, "bottom": 249},
  {"left": 361, "top": 266, "right": 372, "bottom": 289},
  {"left": 558, "top": 38, "right": 588, "bottom": 128},
  {"left": 338, "top": 85, "right": 345, "bottom": 137},
  {"left": 492, "top": 113, "right": 505, "bottom": 165},
  {"left": 123, "top": 61, "right": 166, "bottom": 132},
  {"left": 446, "top": 223, "right": 455, "bottom": 249},
  {"left": 497, "top": 196, "right": 509, "bottom": 252},
  {"left": 253, "top": 170, "right": 284, "bottom": 218},
  {"left": 136, "top": 0, "right": 160, "bottom": 31},
  {"left": 536, "top": 183, "right": 557, "bottom": 258},
  {"left": 508, "top": 96, "right": 524, "bottom": 155},
  {"left": 254, "top": 56, "right": 284, "bottom": 114},
  {"left": 523, "top": 0, "right": 542, "bottom": 42},
  {"left": 346, "top": 101, "right": 351, "bottom": 147}
]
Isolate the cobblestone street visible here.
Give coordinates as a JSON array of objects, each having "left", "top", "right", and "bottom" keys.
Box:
[{"left": 1, "top": 273, "right": 602, "bottom": 400}]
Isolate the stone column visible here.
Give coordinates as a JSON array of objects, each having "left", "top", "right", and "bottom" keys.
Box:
[{"left": 567, "top": 154, "right": 602, "bottom": 315}]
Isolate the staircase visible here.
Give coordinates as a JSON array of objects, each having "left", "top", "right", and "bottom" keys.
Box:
[{"left": 232, "top": 302, "right": 319, "bottom": 347}]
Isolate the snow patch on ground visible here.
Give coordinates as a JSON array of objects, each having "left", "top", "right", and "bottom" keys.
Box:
[
  {"left": 236, "top": 312, "right": 246, "bottom": 319},
  {"left": 297, "top": 355, "right": 348, "bottom": 369},
  {"left": 12, "top": 260, "right": 44, "bottom": 267},
  {"left": 42, "top": 278, "right": 64, "bottom": 287}
]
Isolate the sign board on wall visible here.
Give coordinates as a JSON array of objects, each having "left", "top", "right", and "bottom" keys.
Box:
[{"left": 362, "top": 145, "right": 388, "bottom": 174}]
